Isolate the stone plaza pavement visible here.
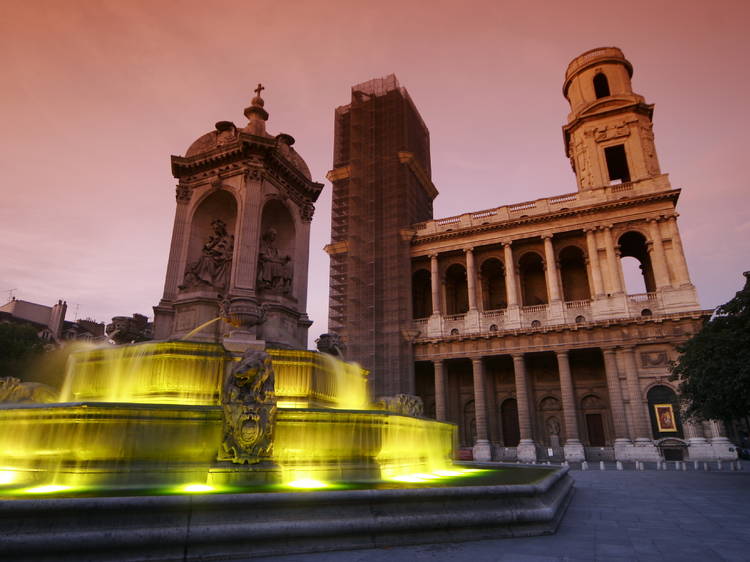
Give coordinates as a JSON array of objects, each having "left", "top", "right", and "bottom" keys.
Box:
[{"left": 253, "top": 461, "right": 750, "bottom": 562}]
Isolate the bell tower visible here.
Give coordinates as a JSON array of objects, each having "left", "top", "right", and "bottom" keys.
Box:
[{"left": 563, "top": 47, "right": 661, "bottom": 190}]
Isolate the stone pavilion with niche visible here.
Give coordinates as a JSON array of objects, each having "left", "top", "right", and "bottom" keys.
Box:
[{"left": 153, "top": 85, "right": 322, "bottom": 351}]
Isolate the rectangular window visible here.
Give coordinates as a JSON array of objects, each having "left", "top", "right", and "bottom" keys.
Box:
[{"left": 604, "top": 144, "right": 630, "bottom": 183}]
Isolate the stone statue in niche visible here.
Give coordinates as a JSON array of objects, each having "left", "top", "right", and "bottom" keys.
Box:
[
  {"left": 257, "top": 228, "right": 293, "bottom": 294},
  {"left": 546, "top": 417, "right": 561, "bottom": 448},
  {"left": 180, "top": 219, "right": 234, "bottom": 291},
  {"left": 218, "top": 349, "right": 276, "bottom": 464}
]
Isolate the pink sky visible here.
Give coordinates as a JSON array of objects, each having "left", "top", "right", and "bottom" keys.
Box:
[{"left": 1, "top": 0, "right": 747, "bottom": 346}]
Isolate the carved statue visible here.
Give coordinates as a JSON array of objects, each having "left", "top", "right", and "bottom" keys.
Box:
[
  {"left": 180, "top": 219, "right": 234, "bottom": 291},
  {"left": 315, "top": 332, "right": 345, "bottom": 359},
  {"left": 546, "top": 417, "right": 561, "bottom": 436},
  {"left": 218, "top": 350, "right": 276, "bottom": 464},
  {"left": 257, "top": 228, "right": 293, "bottom": 294},
  {"left": 0, "top": 377, "right": 57, "bottom": 404},
  {"left": 375, "top": 394, "right": 424, "bottom": 417}
]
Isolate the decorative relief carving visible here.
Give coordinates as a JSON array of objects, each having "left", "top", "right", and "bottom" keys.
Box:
[
  {"left": 218, "top": 350, "right": 276, "bottom": 464},
  {"left": 0, "top": 377, "right": 57, "bottom": 404},
  {"left": 640, "top": 123, "right": 659, "bottom": 175},
  {"left": 180, "top": 219, "right": 234, "bottom": 291},
  {"left": 573, "top": 138, "right": 593, "bottom": 188},
  {"left": 175, "top": 184, "right": 191, "bottom": 203},
  {"left": 594, "top": 122, "right": 630, "bottom": 143},
  {"left": 375, "top": 394, "right": 424, "bottom": 417},
  {"left": 300, "top": 202, "right": 315, "bottom": 222},
  {"left": 640, "top": 351, "right": 669, "bottom": 368}
]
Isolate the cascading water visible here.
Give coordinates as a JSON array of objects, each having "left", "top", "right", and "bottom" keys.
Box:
[{"left": 0, "top": 340, "right": 458, "bottom": 495}]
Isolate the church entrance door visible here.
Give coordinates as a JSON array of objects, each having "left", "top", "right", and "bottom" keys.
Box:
[{"left": 586, "top": 413, "right": 605, "bottom": 446}]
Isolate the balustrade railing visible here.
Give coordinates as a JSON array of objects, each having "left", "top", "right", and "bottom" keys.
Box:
[
  {"left": 628, "top": 292, "right": 657, "bottom": 303},
  {"left": 521, "top": 304, "right": 548, "bottom": 313},
  {"left": 565, "top": 299, "right": 591, "bottom": 309}
]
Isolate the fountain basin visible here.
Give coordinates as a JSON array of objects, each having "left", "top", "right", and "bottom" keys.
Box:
[
  {"left": 0, "top": 403, "right": 454, "bottom": 490},
  {"left": 0, "top": 464, "right": 573, "bottom": 561}
]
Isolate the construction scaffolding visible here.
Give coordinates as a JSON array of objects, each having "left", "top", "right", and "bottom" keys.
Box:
[{"left": 327, "top": 75, "right": 436, "bottom": 398}]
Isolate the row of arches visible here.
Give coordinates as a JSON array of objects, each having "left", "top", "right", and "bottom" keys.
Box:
[
  {"left": 456, "top": 385, "right": 681, "bottom": 448},
  {"left": 413, "top": 231, "right": 658, "bottom": 318}
]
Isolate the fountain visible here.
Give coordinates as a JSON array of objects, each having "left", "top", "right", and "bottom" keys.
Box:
[
  {"left": 0, "top": 88, "right": 573, "bottom": 560},
  {"left": 0, "top": 338, "right": 456, "bottom": 492}
]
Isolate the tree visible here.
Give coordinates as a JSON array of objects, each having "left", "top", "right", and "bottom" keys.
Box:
[
  {"left": 0, "top": 322, "right": 45, "bottom": 379},
  {"left": 670, "top": 272, "right": 750, "bottom": 421}
]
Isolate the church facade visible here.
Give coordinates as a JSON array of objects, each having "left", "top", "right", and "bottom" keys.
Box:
[{"left": 328, "top": 47, "right": 735, "bottom": 463}]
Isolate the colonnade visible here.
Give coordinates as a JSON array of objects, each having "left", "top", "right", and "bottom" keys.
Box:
[
  {"left": 421, "top": 218, "right": 691, "bottom": 318},
  {"left": 429, "top": 345, "right": 718, "bottom": 462}
]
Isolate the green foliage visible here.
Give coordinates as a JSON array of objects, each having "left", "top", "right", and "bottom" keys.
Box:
[
  {"left": 0, "top": 322, "right": 45, "bottom": 380},
  {"left": 670, "top": 274, "right": 750, "bottom": 421}
]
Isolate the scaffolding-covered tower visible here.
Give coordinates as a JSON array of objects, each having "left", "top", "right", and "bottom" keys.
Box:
[{"left": 325, "top": 75, "right": 438, "bottom": 397}]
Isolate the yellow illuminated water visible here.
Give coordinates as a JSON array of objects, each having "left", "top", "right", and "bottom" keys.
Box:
[{"left": 1, "top": 340, "right": 458, "bottom": 494}]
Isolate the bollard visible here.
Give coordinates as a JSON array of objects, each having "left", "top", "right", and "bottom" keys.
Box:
[
  {"left": 717, "top": 460, "right": 722, "bottom": 471},
  {"left": 600, "top": 461, "right": 605, "bottom": 471},
  {"left": 703, "top": 462, "right": 709, "bottom": 471},
  {"left": 694, "top": 461, "right": 699, "bottom": 470},
  {"left": 730, "top": 461, "right": 735, "bottom": 471},
  {"left": 616, "top": 460, "right": 623, "bottom": 471},
  {"left": 682, "top": 461, "right": 687, "bottom": 471},
  {"left": 581, "top": 461, "right": 588, "bottom": 471},
  {"left": 737, "top": 460, "right": 743, "bottom": 471}
]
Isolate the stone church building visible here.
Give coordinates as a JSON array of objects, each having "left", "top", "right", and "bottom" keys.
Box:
[{"left": 326, "top": 47, "right": 735, "bottom": 463}]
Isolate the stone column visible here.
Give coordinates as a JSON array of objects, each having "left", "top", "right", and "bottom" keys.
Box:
[
  {"left": 585, "top": 228, "right": 604, "bottom": 297},
  {"left": 430, "top": 254, "right": 441, "bottom": 315},
  {"left": 162, "top": 186, "right": 193, "bottom": 300},
  {"left": 542, "top": 235, "right": 561, "bottom": 302},
  {"left": 602, "top": 226, "right": 623, "bottom": 294},
  {"left": 620, "top": 346, "right": 650, "bottom": 441},
  {"left": 684, "top": 419, "right": 713, "bottom": 461},
  {"left": 647, "top": 219, "right": 670, "bottom": 289},
  {"left": 512, "top": 353, "right": 537, "bottom": 462},
  {"left": 602, "top": 349, "right": 630, "bottom": 443},
  {"left": 666, "top": 216, "right": 691, "bottom": 287},
  {"left": 708, "top": 419, "right": 737, "bottom": 461},
  {"left": 465, "top": 248, "right": 478, "bottom": 311},
  {"left": 433, "top": 359, "right": 446, "bottom": 422},
  {"left": 503, "top": 242, "right": 519, "bottom": 307},
  {"left": 471, "top": 358, "right": 492, "bottom": 461},
  {"left": 556, "top": 351, "right": 584, "bottom": 461}
]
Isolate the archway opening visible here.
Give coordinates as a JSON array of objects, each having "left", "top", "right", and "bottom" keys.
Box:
[
  {"left": 593, "top": 72, "right": 611, "bottom": 98},
  {"left": 445, "top": 263, "right": 469, "bottom": 315},
  {"left": 618, "top": 231, "right": 655, "bottom": 294},
  {"left": 559, "top": 245, "right": 591, "bottom": 301},
  {"left": 480, "top": 258, "right": 506, "bottom": 310},
  {"left": 183, "top": 189, "right": 237, "bottom": 292},
  {"left": 519, "top": 252, "right": 548, "bottom": 306},
  {"left": 411, "top": 269, "right": 432, "bottom": 319}
]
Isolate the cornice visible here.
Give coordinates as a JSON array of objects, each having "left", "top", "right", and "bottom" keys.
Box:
[{"left": 411, "top": 188, "right": 680, "bottom": 246}]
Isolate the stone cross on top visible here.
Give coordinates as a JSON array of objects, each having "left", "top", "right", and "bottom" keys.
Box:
[{"left": 254, "top": 83, "right": 264, "bottom": 97}]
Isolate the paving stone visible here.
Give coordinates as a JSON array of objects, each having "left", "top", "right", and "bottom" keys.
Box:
[{"left": 250, "top": 465, "right": 750, "bottom": 562}]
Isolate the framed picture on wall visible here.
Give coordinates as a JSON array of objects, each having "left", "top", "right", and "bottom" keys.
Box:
[{"left": 654, "top": 403, "right": 678, "bottom": 432}]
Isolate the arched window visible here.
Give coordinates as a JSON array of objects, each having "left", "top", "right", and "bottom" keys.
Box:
[
  {"left": 618, "top": 231, "right": 655, "bottom": 294},
  {"left": 480, "top": 258, "right": 506, "bottom": 310},
  {"left": 594, "top": 73, "right": 610, "bottom": 98},
  {"left": 445, "top": 264, "right": 469, "bottom": 315},
  {"left": 559, "top": 246, "right": 591, "bottom": 301},
  {"left": 519, "top": 252, "right": 548, "bottom": 306},
  {"left": 411, "top": 269, "right": 432, "bottom": 319}
]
